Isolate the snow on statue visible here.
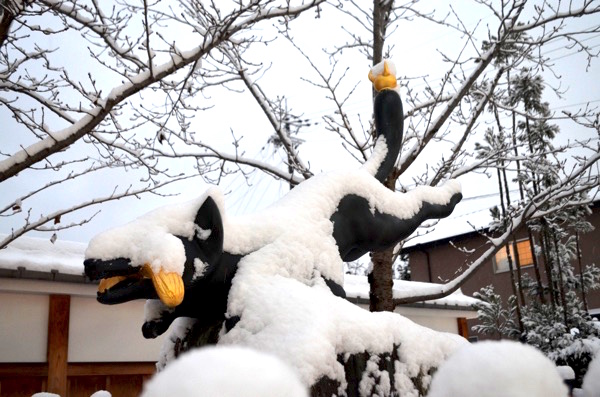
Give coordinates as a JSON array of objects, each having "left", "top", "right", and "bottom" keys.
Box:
[{"left": 84, "top": 60, "right": 464, "bottom": 396}]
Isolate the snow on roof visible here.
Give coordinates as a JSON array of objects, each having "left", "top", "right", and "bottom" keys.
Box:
[
  {"left": 344, "top": 274, "right": 478, "bottom": 309},
  {"left": 403, "top": 192, "right": 497, "bottom": 248},
  {"left": 0, "top": 234, "right": 86, "bottom": 277}
]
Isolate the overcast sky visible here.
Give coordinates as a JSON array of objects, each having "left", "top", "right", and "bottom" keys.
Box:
[{"left": 1, "top": 1, "right": 599, "bottom": 247}]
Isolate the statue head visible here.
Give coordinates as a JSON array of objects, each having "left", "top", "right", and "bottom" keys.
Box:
[{"left": 84, "top": 195, "right": 225, "bottom": 309}]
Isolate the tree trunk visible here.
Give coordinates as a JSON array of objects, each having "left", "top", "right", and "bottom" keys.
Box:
[
  {"left": 369, "top": 248, "right": 396, "bottom": 312},
  {"left": 552, "top": 232, "right": 570, "bottom": 329},
  {"left": 575, "top": 232, "right": 589, "bottom": 311},
  {"left": 540, "top": 223, "right": 557, "bottom": 309},
  {"left": 497, "top": 167, "right": 524, "bottom": 333},
  {"left": 368, "top": 0, "right": 397, "bottom": 313},
  {"left": 501, "top": 168, "right": 526, "bottom": 307},
  {"left": 528, "top": 229, "right": 546, "bottom": 304}
]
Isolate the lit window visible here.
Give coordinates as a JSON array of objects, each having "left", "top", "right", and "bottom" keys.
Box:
[{"left": 493, "top": 238, "right": 534, "bottom": 273}]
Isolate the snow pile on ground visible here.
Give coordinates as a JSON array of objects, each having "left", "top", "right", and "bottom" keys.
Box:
[
  {"left": 142, "top": 346, "right": 307, "bottom": 397},
  {"left": 556, "top": 365, "right": 575, "bottom": 381},
  {"left": 427, "top": 340, "right": 568, "bottom": 397},
  {"left": 582, "top": 354, "right": 600, "bottom": 397}
]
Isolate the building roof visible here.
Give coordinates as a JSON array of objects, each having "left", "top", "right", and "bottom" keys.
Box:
[
  {"left": 403, "top": 197, "right": 600, "bottom": 252},
  {"left": 0, "top": 234, "right": 89, "bottom": 283}
]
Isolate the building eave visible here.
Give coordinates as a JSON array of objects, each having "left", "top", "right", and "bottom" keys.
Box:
[
  {"left": 0, "top": 267, "right": 92, "bottom": 285},
  {"left": 346, "top": 296, "right": 476, "bottom": 312}
]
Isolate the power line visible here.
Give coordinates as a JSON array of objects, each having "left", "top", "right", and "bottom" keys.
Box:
[{"left": 292, "top": 37, "right": 600, "bottom": 124}]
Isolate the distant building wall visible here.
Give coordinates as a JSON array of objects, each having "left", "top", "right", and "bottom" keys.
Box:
[
  {"left": 69, "top": 296, "right": 162, "bottom": 362},
  {"left": 406, "top": 203, "right": 600, "bottom": 340}
]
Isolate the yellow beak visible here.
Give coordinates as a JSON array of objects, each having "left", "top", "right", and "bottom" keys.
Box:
[{"left": 368, "top": 61, "right": 397, "bottom": 92}]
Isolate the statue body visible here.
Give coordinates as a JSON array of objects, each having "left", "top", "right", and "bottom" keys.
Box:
[{"left": 84, "top": 62, "right": 464, "bottom": 396}]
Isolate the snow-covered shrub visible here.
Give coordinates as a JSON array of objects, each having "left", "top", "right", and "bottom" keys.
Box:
[
  {"left": 427, "top": 340, "right": 568, "bottom": 397},
  {"left": 472, "top": 285, "right": 519, "bottom": 339},
  {"left": 582, "top": 354, "right": 600, "bottom": 397},
  {"left": 142, "top": 346, "right": 308, "bottom": 397},
  {"left": 473, "top": 284, "right": 600, "bottom": 386}
]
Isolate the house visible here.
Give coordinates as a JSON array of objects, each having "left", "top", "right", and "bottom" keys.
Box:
[
  {"left": 0, "top": 235, "right": 477, "bottom": 397},
  {"left": 402, "top": 200, "right": 600, "bottom": 341}
]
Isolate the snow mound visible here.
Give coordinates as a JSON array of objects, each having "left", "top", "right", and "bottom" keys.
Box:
[
  {"left": 428, "top": 340, "right": 568, "bottom": 397},
  {"left": 557, "top": 365, "right": 575, "bottom": 380},
  {"left": 142, "top": 346, "right": 307, "bottom": 397},
  {"left": 90, "top": 391, "right": 112, "bottom": 397},
  {"left": 582, "top": 354, "right": 600, "bottom": 397},
  {"left": 86, "top": 170, "right": 460, "bottom": 286}
]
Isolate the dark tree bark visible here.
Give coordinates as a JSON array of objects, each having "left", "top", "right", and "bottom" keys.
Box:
[{"left": 367, "top": 0, "right": 398, "bottom": 313}]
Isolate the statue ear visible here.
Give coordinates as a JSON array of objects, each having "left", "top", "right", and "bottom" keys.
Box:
[{"left": 194, "top": 196, "right": 224, "bottom": 264}]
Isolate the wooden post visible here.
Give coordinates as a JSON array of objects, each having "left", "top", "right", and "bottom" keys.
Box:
[
  {"left": 47, "top": 294, "right": 70, "bottom": 396},
  {"left": 457, "top": 317, "right": 469, "bottom": 339}
]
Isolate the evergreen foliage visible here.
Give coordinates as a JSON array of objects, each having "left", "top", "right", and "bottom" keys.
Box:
[{"left": 473, "top": 67, "right": 600, "bottom": 385}]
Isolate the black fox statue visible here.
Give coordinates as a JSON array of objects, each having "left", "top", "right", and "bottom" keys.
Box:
[{"left": 84, "top": 61, "right": 464, "bottom": 396}]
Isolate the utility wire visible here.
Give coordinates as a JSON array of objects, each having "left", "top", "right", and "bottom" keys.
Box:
[{"left": 290, "top": 37, "right": 600, "bottom": 124}]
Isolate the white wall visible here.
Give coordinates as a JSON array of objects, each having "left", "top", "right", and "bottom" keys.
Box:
[
  {"left": 69, "top": 296, "right": 165, "bottom": 362},
  {"left": 0, "top": 292, "right": 49, "bottom": 362},
  {"left": 354, "top": 302, "right": 472, "bottom": 335},
  {"left": 395, "top": 307, "right": 460, "bottom": 334},
  {"left": 0, "top": 278, "right": 165, "bottom": 363}
]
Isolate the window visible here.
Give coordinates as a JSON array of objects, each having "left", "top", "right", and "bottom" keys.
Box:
[{"left": 493, "top": 238, "right": 535, "bottom": 273}]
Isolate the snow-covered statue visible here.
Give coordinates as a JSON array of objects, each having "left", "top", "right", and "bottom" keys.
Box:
[{"left": 84, "top": 61, "right": 465, "bottom": 396}]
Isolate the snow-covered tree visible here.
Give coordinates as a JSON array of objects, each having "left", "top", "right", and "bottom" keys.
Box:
[
  {"left": 1, "top": 0, "right": 599, "bottom": 311},
  {"left": 472, "top": 62, "right": 600, "bottom": 384},
  {"left": 472, "top": 285, "right": 519, "bottom": 340},
  {"left": 0, "top": 0, "right": 326, "bottom": 246},
  {"left": 474, "top": 199, "right": 600, "bottom": 385}
]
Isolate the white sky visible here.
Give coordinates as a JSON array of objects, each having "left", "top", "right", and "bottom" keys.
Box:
[{"left": 1, "top": 1, "right": 599, "bottom": 247}]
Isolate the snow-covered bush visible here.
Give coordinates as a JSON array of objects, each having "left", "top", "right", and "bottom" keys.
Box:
[
  {"left": 142, "top": 346, "right": 308, "bottom": 397},
  {"left": 427, "top": 340, "right": 568, "bottom": 397},
  {"left": 473, "top": 283, "right": 600, "bottom": 386},
  {"left": 582, "top": 354, "right": 600, "bottom": 397}
]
